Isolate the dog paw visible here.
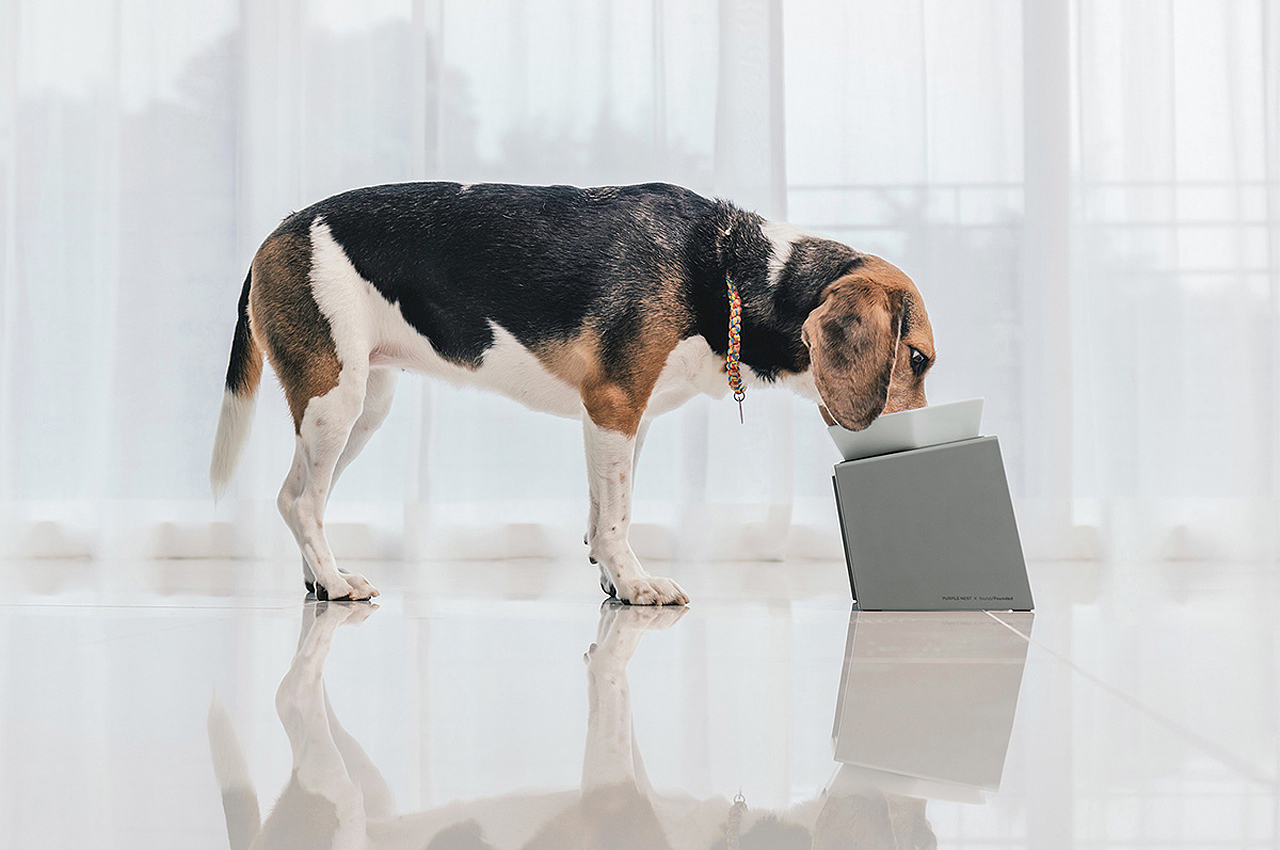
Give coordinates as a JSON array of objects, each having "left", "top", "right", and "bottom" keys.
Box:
[
  {"left": 340, "top": 571, "right": 380, "bottom": 600},
  {"left": 311, "top": 572, "right": 378, "bottom": 602},
  {"left": 617, "top": 575, "right": 689, "bottom": 606}
]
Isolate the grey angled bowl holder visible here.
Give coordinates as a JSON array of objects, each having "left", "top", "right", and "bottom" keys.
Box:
[{"left": 832, "top": 435, "right": 1034, "bottom": 611}]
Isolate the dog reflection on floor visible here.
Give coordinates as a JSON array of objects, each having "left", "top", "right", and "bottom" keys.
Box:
[{"left": 208, "top": 603, "right": 935, "bottom": 850}]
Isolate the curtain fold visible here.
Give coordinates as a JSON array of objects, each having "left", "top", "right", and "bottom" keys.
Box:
[{"left": 2, "top": 0, "right": 1278, "bottom": 563}]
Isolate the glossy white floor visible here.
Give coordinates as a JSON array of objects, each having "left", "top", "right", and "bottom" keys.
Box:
[{"left": 0, "top": 555, "right": 1275, "bottom": 848}]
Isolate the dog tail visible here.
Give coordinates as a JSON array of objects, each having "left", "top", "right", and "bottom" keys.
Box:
[
  {"left": 210, "top": 269, "right": 263, "bottom": 499},
  {"left": 208, "top": 691, "right": 262, "bottom": 850}
]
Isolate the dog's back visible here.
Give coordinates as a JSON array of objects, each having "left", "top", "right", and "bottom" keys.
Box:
[{"left": 294, "top": 182, "right": 724, "bottom": 368}]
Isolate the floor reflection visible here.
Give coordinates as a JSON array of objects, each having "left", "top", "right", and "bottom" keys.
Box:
[
  {"left": 210, "top": 602, "right": 698, "bottom": 849},
  {"left": 3, "top": 557, "right": 1272, "bottom": 846},
  {"left": 832, "top": 612, "right": 1032, "bottom": 801},
  {"left": 207, "top": 603, "right": 1033, "bottom": 849}
]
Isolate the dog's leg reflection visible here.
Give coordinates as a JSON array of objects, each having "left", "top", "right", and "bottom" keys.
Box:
[
  {"left": 211, "top": 602, "right": 381, "bottom": 850},
  {"left": 581, "top": 603, "right": 682, "bottom": 790},
  {"left": 524, "top": 603, "right": 685, "bottom": 850},
  {"left": 289, "top": 603, "right": 396, "bottom": 820},
  {"left": 271, "top": 602, "right": 385, "bottom": 845}
]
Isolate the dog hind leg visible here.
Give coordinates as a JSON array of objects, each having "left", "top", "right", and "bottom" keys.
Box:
[
  {"left": 329, "top": 366, "right": 397, "bottom": 496},
  {"left": 275, "top": 392, "right": 375, "bottom": 598},
  {"left": 308, "top": 367, "right": 397, "bottom": 596},
  {"left": 292, "top": 367, "right": 379, "bottom": 601},
  {"left": 278, "top": 439, "right": 318, "bottom": 592},
  {"left": 252, "top": 227, "right": 377, "bottom": 599}
]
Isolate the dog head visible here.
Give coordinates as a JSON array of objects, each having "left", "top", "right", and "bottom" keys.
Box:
[{"left": 802, "top": 257, "right": 934, "bottom": 431}]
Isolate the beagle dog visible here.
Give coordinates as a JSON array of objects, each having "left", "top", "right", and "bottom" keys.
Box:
[{"left": 209, "top": 182, "right": 935, "bottom": 604}]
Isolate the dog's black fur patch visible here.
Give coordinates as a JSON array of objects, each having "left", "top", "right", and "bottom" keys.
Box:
[
  {"left": 223, "top": 270, "right": 255, "bottom": 394},
  {"left": 270, "top": 182, "right": 863, "bottom": 381}
]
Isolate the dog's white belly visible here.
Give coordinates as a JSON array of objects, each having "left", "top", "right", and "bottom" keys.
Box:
[
  {"left": 373, "top": 319, "right": 745, "bottom": 423},
  {"left": 369, "top": 309, "right": 585, "bottom": 417},
  {"left": 367, "top": 301, "right": 733, "bottom": 424}
]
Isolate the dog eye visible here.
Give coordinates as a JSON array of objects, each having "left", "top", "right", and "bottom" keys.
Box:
[{"left": 909, "top": 347, "right": 928, "bottom": 377}]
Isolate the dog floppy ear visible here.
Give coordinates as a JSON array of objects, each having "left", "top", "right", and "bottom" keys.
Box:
[{"left": 803, "top": 278, "right": 904, "bottom": 431}]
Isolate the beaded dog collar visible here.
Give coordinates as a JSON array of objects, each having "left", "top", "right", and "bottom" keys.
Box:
[{"left": 726, "top": 273, "right": 746, "bottom": 423}]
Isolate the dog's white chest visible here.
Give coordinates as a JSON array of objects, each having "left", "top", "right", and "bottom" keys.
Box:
[{"left": 646, "top": 336, "right": 732, "bottom": 418}]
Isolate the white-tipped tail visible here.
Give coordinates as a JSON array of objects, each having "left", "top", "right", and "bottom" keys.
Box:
[
  {"left": 213, "top": 269, "right": 262, "bottom": 500},
  {"left": 210, "top": 391, "right": 256, "bottom": 499},
  {"left": 208, "top": 691, "right": 261, "bottom": 850}
]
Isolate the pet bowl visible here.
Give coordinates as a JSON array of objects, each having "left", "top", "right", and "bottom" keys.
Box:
[{"left": 827, "top": 398, "right": 984, "bottom": 461}]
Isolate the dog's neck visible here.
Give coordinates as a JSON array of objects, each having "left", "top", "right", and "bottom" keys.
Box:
[{"left": 688, "top": 204, "right": 864, "bottom": 381}]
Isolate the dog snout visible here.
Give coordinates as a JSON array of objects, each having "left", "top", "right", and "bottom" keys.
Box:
[{"left": 882, "top": 388, "right": 927, "bottom": 416}]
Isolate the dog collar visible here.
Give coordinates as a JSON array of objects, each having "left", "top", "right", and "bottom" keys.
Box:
[{"left": 726, "top": 273, "right": 746, "bottom": 422}]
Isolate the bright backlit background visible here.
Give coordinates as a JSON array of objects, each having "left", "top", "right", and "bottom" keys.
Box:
[{"left": 2, "top": 0, "right": 1278, "bottom": 566}]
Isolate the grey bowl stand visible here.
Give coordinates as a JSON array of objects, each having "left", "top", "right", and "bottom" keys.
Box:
[{"left": 832, "top": 435, "right": 1034, "bottom": 611}]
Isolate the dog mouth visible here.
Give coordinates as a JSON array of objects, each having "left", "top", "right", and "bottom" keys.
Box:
[{"left": 821, "top": 393, "right": 927, "bottom": 431}]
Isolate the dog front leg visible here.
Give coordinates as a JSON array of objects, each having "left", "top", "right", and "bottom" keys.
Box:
[
  {"left": 582, "top": 411, "right": 688, "bottom": 606},
  {"left": 587, "top": 419, "right": 652, "bottom": 598}
]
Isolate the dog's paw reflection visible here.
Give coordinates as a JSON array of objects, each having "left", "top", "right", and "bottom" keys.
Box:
[
  {"left": 312, "top": 599, "right": 379, "bottom": 627},
  {"left": 585, "top": 601, "right": 687, "bottom": 665}
]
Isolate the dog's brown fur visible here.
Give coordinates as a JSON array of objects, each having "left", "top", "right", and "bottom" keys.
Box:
[
  {"left": 581, "top": 326, "right": 685, "bottom": 437},
  {"left": 249, "top": 233, "right": 342, "bottom": 430},
  {"left": 809, "top": 260, "right": 934, "bottom": 428},
  {"left": 532, "top": 282, "right": 689, "bottom": 438}
]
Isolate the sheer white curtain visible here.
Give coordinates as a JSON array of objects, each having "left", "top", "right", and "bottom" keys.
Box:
[
  {"left": 1070, "top": 0, "right": 1280, "bottom": 560},
  {"left": 1, "top": 0, "right": 1277, "bottom": 564}
]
